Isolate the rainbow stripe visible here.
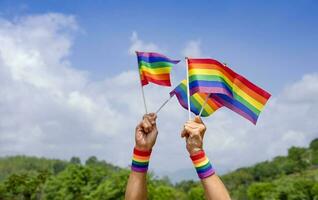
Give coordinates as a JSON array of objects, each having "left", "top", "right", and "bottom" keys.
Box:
[
  {"left": 131, "top": 148, "right": 151, "bottom": 173},
  {"left": 136, "top": 52, "right": 180, "bottom": 86},
  {"left": 170, "top": 79, "right": 222, "bottom": 117},
  {"left": 188, "top": 58, "right": 271, "bottom": 124},
  {"left": 190, "top": 151, "right": 215, "bottom": 179}
]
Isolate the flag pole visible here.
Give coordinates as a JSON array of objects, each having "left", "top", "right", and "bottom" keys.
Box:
[
  {"left": 136, "top": 51, "right": 148, "bottom": 114},
  {"left": 155, "top": 96, "right": 172, "bottom": 114},
  {"left": 141, "top": 86, "right": 148, "bottom": 114},
  {"left": 185, "top": 57, "right": 191, "bottom": 120},
  {"left": 199, "top": 94, "right": 211, "bottom": 117}
]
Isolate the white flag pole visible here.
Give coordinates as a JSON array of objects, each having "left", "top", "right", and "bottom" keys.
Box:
[
  {"left": 185, "top": 57, "right": 191, "bottom": 120},
  {"left": 141, "top": 86, "right": 148, "bottom": 114},
  {"left": 155, "top": 96, "right": 172, "bottom": 114},
  {"left": 199, "top": 94, "right": 211, "bottom": 117},
  {"left": 136, "top": 51, "right": 148, "bottom": 114}
]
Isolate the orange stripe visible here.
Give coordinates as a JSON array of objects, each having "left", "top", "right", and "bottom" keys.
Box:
[
  {"left": 189, "top": 63, "right": 268, "bottom": 104},
  {"left": 193, "top": 156, "right": 206, "bottom": 165},
  {"left": 133, "top": 154, "right": 150, "bottom": 160},
  {"left": 141, "top": 71, "right": 170, "bottom": 81},
  {"left": 199, "top": 93, "right": 221, "bottom": 110}
]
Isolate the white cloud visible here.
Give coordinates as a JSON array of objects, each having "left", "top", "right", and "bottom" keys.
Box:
[
  {"left": 0, "top": 13, "right": 317, "bottom": 182},
  {"left": 128, "top": 31, "right": 160, "bottom": 55},
  {"left": 182, "top": 40, "right": 202, "bottom": 58}
]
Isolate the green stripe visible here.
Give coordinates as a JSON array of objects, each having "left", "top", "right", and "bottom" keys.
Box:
[
  {"left": 180, "top": 82, "right": 187, "bottom": 91},
  {"left": 138, "top": 61, "right": 174, "bottom": 68},
  {"left": 196, "top": 162, "right": 212, "bottom": 171},
  {"left": 180, "top": 76, "right": 260, "bottom": 115},
  {"left": 178, "top": 82, "right": 210, "bottom": 116},
  {"left": 191, "top": 96, "right": 210, "bottom": 116},
  {"left": 132, "top": 160, "right": 149, "bottom": 166},
  {"left": 233, "top": 91, "right": 261, "bottom": 115},
  {"left": 189, "top": 75, "right": 233, "bottom": 90},
  {"left": 193, "top": 97, "right": 210, "bottom": 116}
]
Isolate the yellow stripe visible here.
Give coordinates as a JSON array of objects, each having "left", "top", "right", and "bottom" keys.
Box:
[
  {"left": 232, "top": 85, "right": 264, "bottom": 110},
  {"left": 189, "top": 69, "right": 233, "bottom": 88},
  {"left": 133, "top": 157, "right": 150, "bottom": 163},
  {"left": 193, "top": 94, "right": 214, "bottom": 113},
  {"left": 189, "top": 68, "right": 263, "bottom": 110},
  {"left": 194, "top": 158, "right": 209, "bottom": 168},
  {"left": 140, "top": 65, "right": 171, "bottom": 74}
]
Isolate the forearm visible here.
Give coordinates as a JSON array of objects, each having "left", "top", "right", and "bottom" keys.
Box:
[
  {"left": 201, "top": 174, "right": 231, "bottom": 200},
  {"left": 190, "top": 150, "right": 230, "bottom": 200},
  {"left": 125, "top": 171, "right": 147, "bottom": 200},
  {"left": 125, "top": 147, "right": 151, "bottom": 200}
]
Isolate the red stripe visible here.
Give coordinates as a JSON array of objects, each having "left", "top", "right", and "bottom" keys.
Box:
[
  {"left": 141, "top": 78, "right": 148, "bottom": 86},
  {"left": 141, "top": 71, "right": 170, "bottom": 80},
  {"left": 134, "top": 148, "right": 152, "bottom": 156},
  {"left": 144, "top": 76, "right": 171, "bottom": 86},
  {"left": 190, "top": 150, "right": 205, "bottom": 161},
  {"left": 188, "top": 58, "right": 271, "bottom": 100}
]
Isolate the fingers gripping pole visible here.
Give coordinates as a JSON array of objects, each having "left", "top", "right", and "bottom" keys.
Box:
[{"left": 185, "top": 57, "right": 191, "bottom": 120}]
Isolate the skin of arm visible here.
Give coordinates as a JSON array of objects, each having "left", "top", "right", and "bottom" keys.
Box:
[
  {"left": 125, "top": 113, "right": 158, "bottom": 200},
  {"left": 181, "top": 116, "right": 231, "bottom": 200}
]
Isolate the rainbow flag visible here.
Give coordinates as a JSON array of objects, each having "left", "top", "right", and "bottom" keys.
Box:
[
  {"left": 170, "top": 79, "right": 222, "bottom": 117},
  {"left": 188, "top": 58, "right": 271, "bottom": 124},
  {"left": 136, "top": 51, "right": 180, "bottom": 86}
]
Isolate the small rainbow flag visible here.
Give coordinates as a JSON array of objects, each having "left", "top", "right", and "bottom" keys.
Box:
[
  {"left": 136, "top": 51, "right": 180, "bottom": 86},
  {"left": 188, "top": 58, "right": 271, "bottom": 124},
  {"left": 170, "top": 79, "right": 222, "bottom": 117}
]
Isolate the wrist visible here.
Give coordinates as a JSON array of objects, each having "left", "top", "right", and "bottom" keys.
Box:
[
  {"left": 190, "top": 150, "right": 215, "bottom": 179},
  {"left": 131, "top": 147, "right": 152, "bottom": 173},
  {"left": 188, "top": 147, "right": 203, "bottom": 156},
  {"left": 135, "top": 145, "right": 152, "bottom": 152}
]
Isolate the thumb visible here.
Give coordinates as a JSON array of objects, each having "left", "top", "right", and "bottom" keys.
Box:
[{"left": 193, "top": 116, "right": 203, "bottom": 124}]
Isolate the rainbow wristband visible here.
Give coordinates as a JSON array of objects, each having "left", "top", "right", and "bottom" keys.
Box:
[
  {"left": 131, "top": 147, "right": 151, "bottom": 173},
  {"left": 190, "top": 150, "right": 215, "bottom": 179}
]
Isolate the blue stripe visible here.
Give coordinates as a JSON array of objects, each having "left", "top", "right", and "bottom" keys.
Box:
[
  {"left": 137, "top": 55, "right": 180, "bottom": 64},
  {"left": 196, "top": 163, "right": 213, "bottom": 173},
  {"left": 132, "top": 162, "right": 149, "bottom": 168},
  {"left": 215, "top": 94, "right": 258, "bottom": 122},
  {"left": 172, "top": 84, "right": 201, "bottom": 115},
  {"left": 189, "top": 80, "right": 232, "bottom": 95}
]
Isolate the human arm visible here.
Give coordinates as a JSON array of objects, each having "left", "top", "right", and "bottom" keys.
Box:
[
  {"left": 125, "top": 113, "right": 158, "bottom": 200},
  {"left": 181, "top": 116, "right": 231, "bottom": 200}
]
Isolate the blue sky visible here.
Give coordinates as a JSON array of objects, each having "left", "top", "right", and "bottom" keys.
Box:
[
  {"left": 0, "top": 1, "right": 317, "bottom": 181},
  {"left": 1, "top": 0, "right": 317, "bottom": 93}
]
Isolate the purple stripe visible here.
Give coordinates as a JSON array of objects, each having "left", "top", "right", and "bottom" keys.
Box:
[
  {"left": 136, "top": 51, "right": 180, "bottom": 64},
  {"left": 131, "top": 166, "right": 148, "bottom": 172},
  {"left": 198, "top": 168, "right": 215, "bottom": 179},
  {"left": 137, "top": 52, "right": 166, "bottom": 57},
  {"left": 190, "top": 86, "right": 233, "bottom": 97},
  {"left": 213, "top": 95, "right": 257, "bottom": 124}
]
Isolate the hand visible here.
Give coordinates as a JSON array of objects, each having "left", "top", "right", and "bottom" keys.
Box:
[
  {"left": 135, "top": 113, "right": 158, "bottom": 151},
  {"left": 181, "top": 116, "right": 206, "bottom": 155}
]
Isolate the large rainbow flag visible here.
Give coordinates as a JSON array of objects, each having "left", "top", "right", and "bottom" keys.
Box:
[
  {"left": 136, "top": 52, "right": 180, "bottom": 86},
  {"left": 188, "top": 58, "right": 271, "bottom": 124},
  {"left": 170, "top": 79, "right": 222, "bottom": 117}
]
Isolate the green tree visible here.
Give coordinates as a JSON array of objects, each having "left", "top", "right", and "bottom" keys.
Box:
[
  {"left": 187, "top": 186, "right": 205, "bottom": 200},
  {"left": 247, "top": 182, "right": 275, "bottom": 200},
  {"left": 310, "top": 138, "right": 318, "bottom": 151},
  {"left": 312, "top": 183, "right": 318, "bottom": 200},
  {"left": 85, "top": 156, "right": 98, "bottom": 166},
  {"left": 70, "top": 157, "right": 81, "bottom": 165},
  {"left": 87, "top": 170, "right": 130, "bottom": 200}
]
